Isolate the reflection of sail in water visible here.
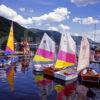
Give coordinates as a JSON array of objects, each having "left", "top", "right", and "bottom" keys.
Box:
[
  {"left": 21, "top": 59, "right": 29, "bottom": 73},
  {"left": 6, "top": 67, "right": 15, "bottom": 91},
  {"left": 34, "top": 73, "right": 54, "bottom": 99},
  {"left": 54, "top": 82, "right": 76, "bottom": 100}
]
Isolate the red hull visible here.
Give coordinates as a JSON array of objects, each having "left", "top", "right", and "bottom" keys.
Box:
[{"left": 79, "top": 69, "right": 100, "bottom": 88}]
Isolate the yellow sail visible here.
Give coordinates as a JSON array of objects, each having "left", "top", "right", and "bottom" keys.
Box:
[
  {"left": 55, "top": 33, "right": 76, "bottom": 69},
  {"left": 6, "top": 23, "right": 14, "bottom": 52},
  {"left": 33, "top": 33, "right": 55, "bottom": 62}
]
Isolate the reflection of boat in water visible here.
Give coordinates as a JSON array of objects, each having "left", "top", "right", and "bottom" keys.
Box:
[
  {"left": 54, "top": 81, "right": 77, "bottom": 100},
  {"left": 33, "top": 33, "right": 55, "bottom": 72},
  {"left": 0, "top": 66, "right": 15, "bottom": 92},
  {"left": 21, "top": 59, "right": 30, "bottom": 73},
  {"left": 33, "top": 72, "right": 55, "bottom": 99}
]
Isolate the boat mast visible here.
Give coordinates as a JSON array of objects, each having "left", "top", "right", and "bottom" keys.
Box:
[{"left": 94, "top": 23, "right": 96, "bottom": 42}]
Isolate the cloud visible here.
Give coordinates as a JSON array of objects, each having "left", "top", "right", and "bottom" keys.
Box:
[
  {"left": 32, "top": 7, "right": 70, "bottom": 23},
  {"left": 0, "top": 4, "right": 70, "bottom": 28},
  {"left": 73, "top": 17, "right": 99, "bottom": 25},
  {"left": 13, "top": 15, "right": 33, "bottom": 26},
  {"left": 19, "top": 8, "right": 25, "bottom": 12},
  {"left": 0, "top": 4, "right": 33, "bottom": 26},
  {"left": 48, "top": 24, "right": 70, "bottom": 33},
  {"left": 71, "top": 0, "right": 100, "bottom": 6},
  {"left": 48, "top": 26, "right": 59, "bottom": 31},
  {"left": 0, "top": 4, "right": 17, "bottom": 19}
]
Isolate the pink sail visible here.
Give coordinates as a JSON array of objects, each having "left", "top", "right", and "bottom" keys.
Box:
[
  {"left": 5, "top": 23, "right": 14, "bottom": 53},
  {"left": 33, "top": 33, "right": 55, "bottom": 62},
  {"left": 55, "top": 33, "right": 76, "bottom": 69},
  {"left": 57, "top": 51, "right": 76, "bottom": 64},
  {"left": 36, "top": 48, "right": 54, "bottom": 60}
]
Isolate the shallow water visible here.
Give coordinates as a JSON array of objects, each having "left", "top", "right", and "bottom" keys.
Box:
[{"left": 0, "top": 60, "right": 100, "bottom": 100}]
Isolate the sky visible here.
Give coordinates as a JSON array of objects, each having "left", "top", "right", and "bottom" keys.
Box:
[{"left": 0, "top": 0, "right": 100, "bottom": 42}]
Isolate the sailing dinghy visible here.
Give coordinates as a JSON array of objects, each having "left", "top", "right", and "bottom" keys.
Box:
[
  {"left": 2, "top": 23, "right": 18, "bottom": 66},
  {"left": 54, "top": 33, "right": 78, "bottom": 82},
  {"left": 33, "top": 33, "right": 55, "bottom": 71},
  {"left": 44, "top": 34, "right": 93, "bottom": 82},
  {"left": 44, "top": 33, "right": 77, "bottom": 81},
  {"left": 78, "top": 36, "right": 100, "bottom": 87}
]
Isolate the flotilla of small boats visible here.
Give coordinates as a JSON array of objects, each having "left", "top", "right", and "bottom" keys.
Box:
[
  {"left": 43, "top": 33, "right": 78, "bottom": 82},
  {"left": 0, "top": 22, "right": 32, "bottom": 66},
  {"left": 33, "top": 32, "right": 100, "bottom": 87},
  {"left": 0, "top": 21, "right": 100, "bottom": 87}
]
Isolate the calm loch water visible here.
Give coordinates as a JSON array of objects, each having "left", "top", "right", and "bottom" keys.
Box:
[{"left": 0, "top": 59, "right": 100, "bottom": 100}]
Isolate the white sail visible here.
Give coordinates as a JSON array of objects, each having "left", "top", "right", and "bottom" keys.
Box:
[
  {"left": 55, "top": 33, "right": 76, "bottom": 69},
  {"left": 77, "top": 35, "right": 90, "bottom": 71},
  {"left": 33, "top": 33, "right": 55, "bottom": 62},
  {"left": 33, "top": 33, "right": 55, "bottom": 71}
]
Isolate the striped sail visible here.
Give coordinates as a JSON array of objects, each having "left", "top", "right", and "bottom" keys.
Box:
[
  {"left": 33, "top": 33, "right": 55, "bottom": 62},
  {"left": 5, "top": 23, "right": 14, "bottom": 53},
  {"left": 55, "top": 33, "right": 76, "bottom": 69},
  {"left": 77, "top": 35, "right": 90, "bottom": 71}
]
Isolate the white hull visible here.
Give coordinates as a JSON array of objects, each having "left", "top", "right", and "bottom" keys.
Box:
[
  {"left": 34, "top": 64, "right": 43, "bottom": 71},
  {"left": 54, "top": 68, "right": 78, "bottom": 82},
  {"left": 34, "top": 64, "right": 53, "bottom": 72}
]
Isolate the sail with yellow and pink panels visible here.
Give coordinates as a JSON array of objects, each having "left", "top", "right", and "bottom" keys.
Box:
[
  {"left": 33, "top": 33, "right": 55, "bottom": 63},
  {"left": 5, "top": 23, "right": 14, "bottom": 54},
  {"left": 55, "top": 33, "right": 77, "bottom": 69}
]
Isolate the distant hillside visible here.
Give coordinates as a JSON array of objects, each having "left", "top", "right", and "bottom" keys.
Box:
[
  {"left": 30, "top": 28, "right": 99, "bottom": 46},
  {"left": 0, "top": 16, "right": 38, "bottom": 49},
  {"left": 30, "top": 28, "right": 61, "bottom": 44},
  {"left": 0, "top": 16, "right": 99, "bottom": 50}
]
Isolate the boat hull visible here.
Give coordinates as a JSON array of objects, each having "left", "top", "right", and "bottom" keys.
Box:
[
  {"left": 79, "top": 69, "right": 100, "bottom": 88},
  {"left": 54, "top": 69, "right": 78, "bottom": 82},
  {"left": 34, "top": 64, "right": 54, "bottom": 72},
  {"left": 44, "top": 67, "right": 78, "bottom": 84}
]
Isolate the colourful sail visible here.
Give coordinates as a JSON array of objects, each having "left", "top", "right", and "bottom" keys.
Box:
[
  {"left": 55, "top": 33, "right": 76, "bottom": 69},
  {"left": 5, "top": 23, "right": 14, "bottom": 53},
  {"left": 33, "top": 33, "right": 55, "bottom": 62},
  {"left": 77, "top": 35, "right": 90, "bottom": 71}
]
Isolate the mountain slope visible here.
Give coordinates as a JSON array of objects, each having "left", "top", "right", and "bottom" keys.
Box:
[{"left": 0, "top": 16, "right": 99, "bottom": 50}]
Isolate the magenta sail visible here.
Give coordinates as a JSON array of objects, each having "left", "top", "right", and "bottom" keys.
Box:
[
  {"left": 57, "top": 51, "right": 76, "bottom": 63},
  {"left": 6, "top": 47, "right": 13, "bottom": 52},
  {"left": 36, "top": 48, "right": 54, "bottom": 60}
]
